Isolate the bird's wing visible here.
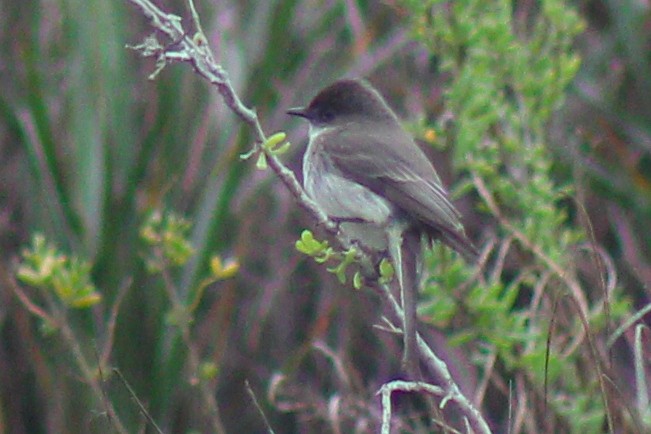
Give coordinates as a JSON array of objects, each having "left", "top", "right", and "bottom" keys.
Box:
[{"left": 321, "top": 124, "right": 462, "bottom": 232}]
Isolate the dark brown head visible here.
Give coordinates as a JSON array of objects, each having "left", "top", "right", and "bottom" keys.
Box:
[{"left": 287, "top": 79, "right": 398, "bottom": 127}]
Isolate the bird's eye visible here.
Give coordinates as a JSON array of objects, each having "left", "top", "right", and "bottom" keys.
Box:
[{"left": 320, "top": 110, "right": 335, "bottom": 122}]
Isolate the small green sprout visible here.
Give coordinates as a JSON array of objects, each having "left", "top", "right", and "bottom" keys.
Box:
[
  {"left": 16, "top": 234, "right": 102, "bottom": 309},
  {"left": 255, "top": 153, "right": 268, "bottom": 169},
  {"left": 140, "top": 210, "right": 195, "bottom": 272},
  {"left": 353, "top": 271, "right": 363, "bottom": 289},
  {"left": 198, "top": 361, "right": 219, "bottom": 381},
  {"left": 327, "top": 247, "right": 358, "bottom": 284},
  {"left": 241, "top": 132, "right": 291, "bottom": 171},
  {"left": 295, "top": 230, "right": 334, "bottom": 263},
  {"left": 262, "top": 132, "right": 291, "bottom": 155},
  {"left": 209, "top": 256, "right": 240, "bottom": 280},
  {"left": 378, "top": 258, "right": 394, "bottom": 284}
]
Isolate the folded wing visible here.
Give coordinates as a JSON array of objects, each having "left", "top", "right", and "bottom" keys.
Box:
[{"left": 321, "top": 123, "right": 478, "bottom": 259}]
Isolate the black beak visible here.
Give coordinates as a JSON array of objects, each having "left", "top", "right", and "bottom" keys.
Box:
[{"left": 287, "top": 107, "right": 308, "bottom": 118}]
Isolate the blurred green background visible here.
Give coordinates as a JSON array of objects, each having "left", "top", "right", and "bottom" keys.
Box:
[{"left": 0, "top": 0, "right": 650, "bottom": 433}]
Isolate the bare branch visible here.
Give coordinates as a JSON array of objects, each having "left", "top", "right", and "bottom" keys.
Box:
[
  {"left": 375, "top": 282, "right": 492, "bottom": 434},
  {"left": 126, "top": 0, "right": 336, "bottom": 236}
]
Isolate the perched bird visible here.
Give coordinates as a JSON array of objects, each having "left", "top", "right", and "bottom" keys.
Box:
[{"left": 288, "top": 79, "right": 477, "bottom": 375}]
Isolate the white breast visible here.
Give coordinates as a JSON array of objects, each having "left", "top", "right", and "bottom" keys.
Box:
[{"left": 302, "top": 132, "right": 391, "bottom": 250}]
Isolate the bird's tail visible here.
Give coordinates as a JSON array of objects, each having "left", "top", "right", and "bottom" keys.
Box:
[
  {"left": 388, "top": 224, "right": 422, "bottom": 378},
  {"left": 439, "top": 227, "right": 479, "bottom": 263}
]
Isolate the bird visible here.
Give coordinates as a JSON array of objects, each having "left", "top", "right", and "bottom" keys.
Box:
[{"left": 288, "top": 78, "right": 477, "bottom": 375}]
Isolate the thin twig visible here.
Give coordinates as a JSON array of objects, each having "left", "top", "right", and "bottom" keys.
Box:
[
  {"left": 55, "top": 302, "right": 129, "bottom": 434},
  {"left": 543, "top": 292, "right": 561, "bottom": 418},
  {"left": 608, "top": 303, "right": 651, "bottom": 348},
  {"left": 113, "top": 368, "right": 165, "bottom": 434},
  {"left": 512, "top": 374, "right": 527, "bottom": 434},
  {"left": 378, "top": 380, "right": 463, "bottom": 434},
  {"left": 634, "top": 325, "right": 650, "bottom": 424},
  {"left": 8, "top": 280, "right": 56, "bottom": 325},
  {"left": 374, "top": 281, "right": 492, "bottom": 434},
  {"left": 474, "top": 347, "right": 497, "bottom": 406},
  {"left": 95, "top": 346, "right": 128, "bottom": 434},
  {"left": 245, "top": 380, "right": 276, "bottom": 434},
  {"left": 100, "top": 278, "right": 132, "bottom": 368}
]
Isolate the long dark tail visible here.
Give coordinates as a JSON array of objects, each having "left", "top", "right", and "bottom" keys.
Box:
[{"left": 388, "top": 224, "right": 421, "bottom": 378}]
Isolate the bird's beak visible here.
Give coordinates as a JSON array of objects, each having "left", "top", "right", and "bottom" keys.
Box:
[{"left": 287, "top": 107, "right": 308, "bottom": 118}]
